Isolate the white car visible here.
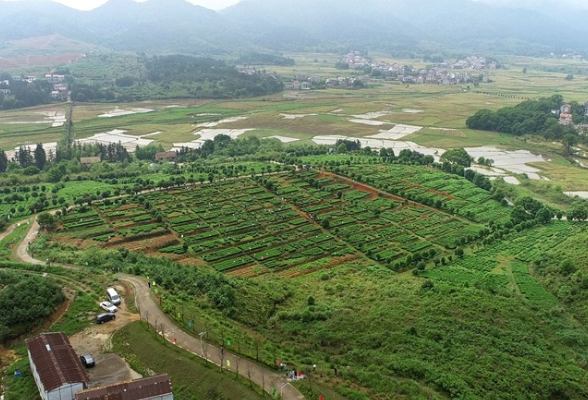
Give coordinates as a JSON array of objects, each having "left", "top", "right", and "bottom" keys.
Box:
[{"left": 100, "top": 301, "right": 118, "bottom": 313}]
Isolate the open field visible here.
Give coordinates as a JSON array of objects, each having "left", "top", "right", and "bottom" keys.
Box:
[{"left": 3, "top": 52, "right": 587, "bottom": 196}]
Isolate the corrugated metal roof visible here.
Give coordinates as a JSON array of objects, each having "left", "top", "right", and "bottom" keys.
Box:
[
  {"left": 75, "top": 374, "right": 173, "bottom": 400},
  {"left": 80, "top": 157, "right": 102, "bottom": 164},
  {"left": 26, "top": 332, "right": 89, "bottom": 393}
]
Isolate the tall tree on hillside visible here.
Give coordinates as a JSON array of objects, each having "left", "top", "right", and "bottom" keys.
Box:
[
  {"left": 0, "top": 150, "right": 7, "bottom": 173},
  {"left": 34, "top": 143, "right": 47, "bottom": 170},
  {"left": 16, "top": 146, "right": 33, "bottom": 168}
]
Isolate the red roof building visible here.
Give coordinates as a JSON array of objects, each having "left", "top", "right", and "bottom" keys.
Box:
[
  {"left": 75, "top": 374, "right": 174, "bottom": 400},
  {"left": 26, "top": 332, "right": 89, "bottom": 400},
  {"left": 560, "top": 113, "right": 573, "bottom": 125}
]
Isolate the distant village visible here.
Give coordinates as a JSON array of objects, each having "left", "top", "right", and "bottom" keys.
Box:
[
  {"left": 0, "top": 73, "right": 68, "bottom": 100},
  {"left": 286, "top": 52, "right": 498, "bottom": 90}
]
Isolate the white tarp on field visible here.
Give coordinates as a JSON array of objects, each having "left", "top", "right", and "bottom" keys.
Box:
[
  {"left": 368, "top": 124, "right": 422, "bottom": 140},
  {"left": 76, "top": 130, "right": 154, "bottom": 151},
  {"left": 269, "top": 136, "right": 300, "bottom": 143},
  {"left": 98, "top": 108, "right": 154, "bottom": 118}
]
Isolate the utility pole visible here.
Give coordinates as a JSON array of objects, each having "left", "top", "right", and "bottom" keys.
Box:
[{"left": 66, "top": 91, "right": 74, "bottom": 146}]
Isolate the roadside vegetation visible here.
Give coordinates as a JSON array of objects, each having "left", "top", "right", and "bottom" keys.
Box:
[
  {"left": 0, "top": 270, "right": 64, "bottom": 343},
  {"left": 112, "top": 321, "right": 270, "bottom": 400}
]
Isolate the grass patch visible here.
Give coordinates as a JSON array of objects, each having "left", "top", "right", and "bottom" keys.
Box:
[
  {"left": 2, "top": 349, "right": 39, "bottom": 400},
  {"left": 50, "top": 293, "right": 97, "bottom": 335},
  {"left": 112, "top": 321, "right": 269, "bottom": 400}
]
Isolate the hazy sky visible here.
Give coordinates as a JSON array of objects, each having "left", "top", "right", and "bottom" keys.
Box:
[
  {"left": 474, "top": 0, "right": 588, "bottom": 8},
  {"left": 5, "top": 0, "right": 242, "bottom": 10},
  {"left": 4, "top": 0, "right": 588, "bottom": 11}
]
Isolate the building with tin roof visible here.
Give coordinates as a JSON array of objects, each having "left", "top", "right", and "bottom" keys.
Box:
[
  {"left": 26, "top": 332, "right": 89, "bottom": 400},
  {"left": 75, "top": 374, "right": 173, "bottom": 400}
]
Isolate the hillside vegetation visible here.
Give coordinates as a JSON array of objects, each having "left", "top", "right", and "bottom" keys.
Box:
[
  {"left": 15, "top": 150, "right": 588, "bottom": 400},
  {"left": 0, "top": 0, "right": 588, "bottom": 56}
]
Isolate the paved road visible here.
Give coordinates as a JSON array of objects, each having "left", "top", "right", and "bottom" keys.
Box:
[
  {"left": 6, "top": 217, "right": 306, "bottom": 400},
  {"left": 120, "top": 274, "right": 305, "bottom": 400}
]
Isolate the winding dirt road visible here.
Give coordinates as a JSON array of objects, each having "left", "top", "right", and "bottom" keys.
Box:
[{"left": 7, "top": 217, "right": 306, "bottom": 400}]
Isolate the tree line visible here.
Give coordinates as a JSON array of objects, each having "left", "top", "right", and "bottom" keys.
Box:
[
  {"left": 0, "top": 269, "right": 65, "bottom": 343},
  {"left": 0, "top": 73, "right": 54, "bottom": 110},
  {"left": 466, "top": 94, "right": 585, "bottom": 141}
]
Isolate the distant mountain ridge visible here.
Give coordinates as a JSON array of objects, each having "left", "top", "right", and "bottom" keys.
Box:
[{"left": 0, "top": 0, "right": 586, "bottom": 56}]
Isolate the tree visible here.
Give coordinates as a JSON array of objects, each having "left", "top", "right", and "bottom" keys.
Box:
[
  {"left": 560, "top": 259, "right": 577, "bottom": 276},
  {"left": 570, "top": 205, "right": 588, "bottom": 221},
  {"left": 34, "top": 143, "right": 47, "bottom": 170},
  {"left": 37, "top": 212, "right": 57, "bottom": 229},
  {"left": 16, "top": 146, "right": 33, "bottom": 168},
  {"left": 0, "top": 150, "right": 7, "bottom": 173},
  {"left": 562, "top": 134, "right": 578, "bottom": 156},
  {"left": 440, "top": 148, "right": 472, "bottom": 167}
]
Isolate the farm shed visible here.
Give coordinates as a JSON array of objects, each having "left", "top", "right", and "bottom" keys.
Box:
[
  {"left": 26, "top": 332, "right": 89, "bottom": 400},
  {"left": 154, "top": 151, "right": 177, "bottom": 162},
  {"left": 75, "top": 374, "right": 174, "bottom": 400},
  {"left": 80, "top": 157, "right": 102, "bottom": 166}
]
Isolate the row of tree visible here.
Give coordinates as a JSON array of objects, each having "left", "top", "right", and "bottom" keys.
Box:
[
  {"left": 466, "top": 95, "right": 584, "bottom": 141},
  {"left": 2, "top": 142, "right": 131, "bottom": 176},
  {"left": 0, "top": 74, "right": 55, "bottom": 110}
]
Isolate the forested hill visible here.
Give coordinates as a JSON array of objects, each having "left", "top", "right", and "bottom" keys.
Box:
[{"left": 0, "top": 0, "right": 588, "bottom": 56}]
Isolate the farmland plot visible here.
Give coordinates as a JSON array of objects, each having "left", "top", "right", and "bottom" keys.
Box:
[
  {"left": 263, "top": 171, "right": 488, "bottom": 268},
  {"left": 141, "top": 178, "right": 354, "bottom": 275},
  {"left": 54, "top": 167, "right": 494, "bottom": 275},
  {"left": 423, "top": 222, "right": 573, "bottom": 306},
  {"left": 337, "top": 164, "right": 509, "bottom": 224}
]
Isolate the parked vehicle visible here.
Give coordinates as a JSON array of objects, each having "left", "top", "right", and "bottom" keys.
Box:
[
  {"left": 96, "top": 313, "right": 116, "bottom": 324},
  {"left": 100, "top": 301, "right": 118, "bottom": 313},
  {"left": 79, "top": 354, "right": 95, "bottom": 368},
  {"left": 106, "top": 287, "right": 121, "bottom": 306}
]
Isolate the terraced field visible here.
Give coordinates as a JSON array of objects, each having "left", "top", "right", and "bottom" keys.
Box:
[{"left": 55, "top": 165, "right": 506, "bottom": 276}]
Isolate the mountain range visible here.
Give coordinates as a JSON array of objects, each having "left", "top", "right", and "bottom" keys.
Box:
[{"left": 0, "top": 0, "right": 586, "bottom": 57}]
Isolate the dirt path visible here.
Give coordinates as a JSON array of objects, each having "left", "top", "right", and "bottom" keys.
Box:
[
  {"left": 7, "top": 218, "right": 306, "bottom": 400},
  {"left": 16, "top": 217, "right": 44, "bottom": 264},
  {"left": 120, "top": 274, "right": 305, "bottom": 400}
]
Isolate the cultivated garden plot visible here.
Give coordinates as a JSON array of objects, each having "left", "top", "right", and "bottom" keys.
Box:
[
  {"left": 263, "top": 171, "right": 488, "bottom": 269},
  {"left": 52, "top": 167, "right": 494, "bottom": 276},
  {"left": 145, "top": 177, "right": 355, "bottom": 275},
  {"left": 424, "top": 222, "right": 572, "bottom": 304},
  {"left": 338, "top": 164, "right": 510, "bottom": 224},
  {"left": 55, "top": 200, "right": 176, "bottom": 254}
]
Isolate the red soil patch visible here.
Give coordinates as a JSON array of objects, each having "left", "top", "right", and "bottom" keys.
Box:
[
  {"left": 401, "top": 179, "right": 455, "bottom": 200},
  {"left": 227, "top": 264, "right": 262, "bottom": 278},
  {"left": 319, "top": 172, "right": 405, "bottom": 202}
]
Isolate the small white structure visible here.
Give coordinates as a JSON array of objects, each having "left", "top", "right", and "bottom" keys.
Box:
[
  {"left": 75, "top": 374, "right": 174, "bottom": 400},
  {"left": 26, "top": 332, "right": 89, "bottom": 400}
]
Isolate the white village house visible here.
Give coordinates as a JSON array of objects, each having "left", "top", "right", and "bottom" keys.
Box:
[{"left": 26, "top": 332, "right": 89, "bottom": 400}]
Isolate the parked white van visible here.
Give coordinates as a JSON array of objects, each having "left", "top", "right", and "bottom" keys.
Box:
[{"left": 106, "top": 287, "right": 121, "bottom": 306}]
